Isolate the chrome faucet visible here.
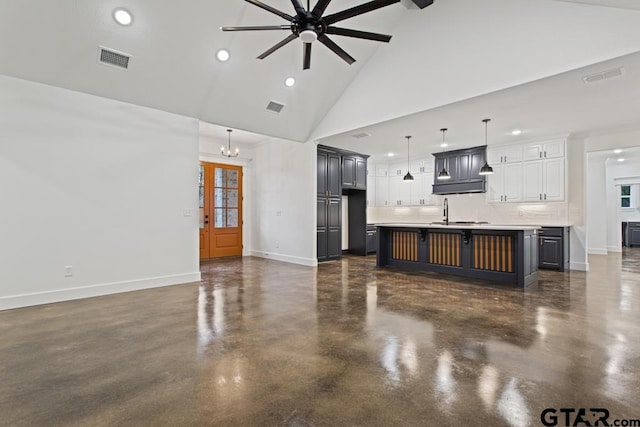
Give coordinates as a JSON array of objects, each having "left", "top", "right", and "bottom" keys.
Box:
[{"left": 443, "top": 197, "right": 449, "bottom": 225}]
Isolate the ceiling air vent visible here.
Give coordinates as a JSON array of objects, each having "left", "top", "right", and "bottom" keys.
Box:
[
  {"left": 266, "top": 100, "right": 285, "bottom": 113},
  {"left": 351, "top": 132, "right": 371, "bottom": 139},
  {"left": 583, "top": 66, "right": 624, "bottom": 84},
  {"left": 98, "top": 46, "right": 131, "bottom": 70}
]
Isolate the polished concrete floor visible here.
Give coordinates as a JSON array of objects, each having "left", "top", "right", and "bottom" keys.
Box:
[{"left": 1, "top": 250, "right": 639, "bottom": 426}]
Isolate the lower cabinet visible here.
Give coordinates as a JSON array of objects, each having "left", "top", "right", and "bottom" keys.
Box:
[
  {"left": 366, "top": 225, "right": 377, "bottom": 254},
  {"left": 317, "top": 197, "right": 341, "bottom": 261},
  {"left": 538, "top": 227, "right": 569, "bottom": 271}
]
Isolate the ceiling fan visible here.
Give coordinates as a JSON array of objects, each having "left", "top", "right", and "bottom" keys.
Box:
[{"left": 221, "top": 0, "right": 401, "bottom": 70}]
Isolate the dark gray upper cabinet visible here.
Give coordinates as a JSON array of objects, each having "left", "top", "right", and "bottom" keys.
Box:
[
  {"left": 342, "top": 155, "right": 367, "bottom": 190},
  {"left": 433, "top": 146, "right": 487, "bottom": 195},
  {"left": 318, "top": 149, "right": 341, "bottom": 197}
]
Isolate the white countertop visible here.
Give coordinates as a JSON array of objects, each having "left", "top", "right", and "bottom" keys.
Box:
[{"left": 374, "top": 223, "right": 541, "bottom": 231}]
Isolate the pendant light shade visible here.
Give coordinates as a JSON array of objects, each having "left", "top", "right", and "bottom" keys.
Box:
[
  {"left": 437, "top": 128, "right": 451, "bottom": 180},
  {"left": 221, "top": 129, "right": 239, "bottom": 158},
  {"left": 478, "top": 119, "right": 494, "bottom": 176},
  {"left": 403, "top": 135, "right": 414, "bottom": 182}
]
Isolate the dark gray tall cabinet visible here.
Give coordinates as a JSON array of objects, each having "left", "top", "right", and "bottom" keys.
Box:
[
  {"left": 317, "top": 146, "right": 369, "bottom": 262},
  {"left": 317, "top": 148, "right": 342, "bottom": 262}
]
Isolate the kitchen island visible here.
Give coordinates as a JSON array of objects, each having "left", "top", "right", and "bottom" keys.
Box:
[{"left": 376, "top": 223, "right": 539, "bottom": 287}]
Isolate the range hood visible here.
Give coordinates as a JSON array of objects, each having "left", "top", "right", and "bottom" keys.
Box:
[{"left": 432, "top": 146, "right": 488, "bottom": 195}]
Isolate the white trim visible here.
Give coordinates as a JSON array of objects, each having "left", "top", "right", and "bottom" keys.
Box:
[
  {"left": 569, "top": 261, "right": 589, "bottom": 271},
  {"left": 250, "top": 251, "right": 317, "bottom": 267},
  {"left": 607, "top": 245, "right": 622, "bottom": 252},
  {"left": 0, "top": 272, "right": 201, "bottom": 311},
  {"left": 588, "top": 248, "right": 608, "bottom": 255}
]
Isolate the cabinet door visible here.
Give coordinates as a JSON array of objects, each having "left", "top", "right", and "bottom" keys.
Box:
[
  {"left": 501, "top": 145, "right": 523, "bottom": 163},
  {"left": 629, "top": 227, "right": 640, "bottom": 246},
  {"left": 539, "top": 237, "right": 562, "bottom": 269},
  {"left": 410, "top": 174, "right": 426, "bottom": 205},
  {"left": 412, "top": 158, "right": 430, "bottom": 174},
  {"left": 327, "top": 153, "right": 341, "bottom": 197},
  {"left": 487, "top": 164, "right": 505, "bottom": 203},
  {"left": 375, "top": 165, "right": 388, "bottom": 177},
  {"left": 327, "top": 199, "right": 342, "bottom": 259},
  {"left": 317, "top": 229, "right": 327, "bottom": 261},
  {"left": 457, "top": 153, "right": 471, "bottom": 181},
  {"left": 523, "top": 161, "right": 543, "bottom": 202},
  {"left": 355, "top": 157, "right": 367, "bottom": 189},
  {"left": 423, "top": 172, "right": 435, "bottom": 205},
  {"left": 503, "top": 162, "right": 523, "bottom": 202},
  {"left": 543, "top": 158, "right": 565, "bottom": 201},
  {"left": 367, "top": 171, "right": 376, "bottom": 206},
  {"left": 317, "top": 151, "right": 327, "bottom": 196},
  {"left": 543, "top": 140, "right": 565, "bottom": 159},
  {"left": 523, "top": 144, "right": 543, "bottom": 161},
  {"left": 375, "top": 175, "right": 389, "bottom": 206},
  {"left": 389, "top": 175, "right": 411, "bottom": 206},
  {"left": 342, "top": 156, "right": 355, "bottom": 188}
]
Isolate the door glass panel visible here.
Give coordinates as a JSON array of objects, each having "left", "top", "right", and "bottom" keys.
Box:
[
  {"left": 227, "top": 190, "right": 238, "bottom": 208},
  {"left": 214, "top": 189, "right": 226, "bottom": 208},
  {"left": 215, "top": 168, "right": 226, "bottom": 187},
  {"left": 215, "top": 209, "right": 226, "bottom": 228},
  {"left": 227, "top": 209, "right": 238, "bottom": 228},
  {"left": 227, "top": 170, "right": 239, "bottom": 188},
  {"left": 199, "top": 187, "right": 205, "bottom": 208},
  {"left": 199, "top": 165, "right": 204, "bottom": 186},
  {"left": 199, "top": 209, "right": 205, "bottom": 229}
]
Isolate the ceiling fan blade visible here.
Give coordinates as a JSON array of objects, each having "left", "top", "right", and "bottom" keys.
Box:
[
  {"left": 325, "top": 26, "right": 392, "bottom": 42},
  {"left": 222, "top": 25, "right": 292, "bottom": 31},
  {"left": 257, "top": 34, "right": 298, "bottom": 59},
  {"left": 323, "top": 0, "right": 400, "bottom": 25},
  {"left": 318, "top": 34, "right": 355, "bottom": 65},
  {"left": 291, "top": 0, "right": 306, "bottom": 15},
  {"left": 246, "top": 0, "right": 294, "bottom": 21},
  {"left": 311, "top": 0, "right": 333, "bottom": 17},
  {"left": 303, "top": 43, "right": 312, "bottom": 70}
]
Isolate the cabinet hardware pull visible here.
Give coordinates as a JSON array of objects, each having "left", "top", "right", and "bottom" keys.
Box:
[
  {"left": 544, "top": 151, "right": 547, "bottom": 158},
  {"left": 500, "top": 156, "right": 503, "bottom": 163},
  {"left": 544, "top": 194, "right": 547, "bottom": 200},
  {"left": 540, "top": 152, "right": 542, "bottom": 158},
  {"left": 505, "top": 195, "right": 507, "bottom": 201},
  {"left": 539, "top": 194, "right": 542, "bottom": 200},
  {"left": 505, "top": 156, "right": 507, "bottom": 162}
]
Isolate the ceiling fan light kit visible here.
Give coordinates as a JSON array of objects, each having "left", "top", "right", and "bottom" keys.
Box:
[{"left": 221, "top": 0, "right": 419, "bottom": 70}]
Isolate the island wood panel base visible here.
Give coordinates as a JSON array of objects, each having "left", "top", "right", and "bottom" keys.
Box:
[{"left": 377, "top": 226, "right": 538, "bottom": 287}]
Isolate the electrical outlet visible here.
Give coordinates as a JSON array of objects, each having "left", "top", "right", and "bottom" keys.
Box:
[
  {"left": 276, "top": 211, "right": 282, "bottom": 217},
  {"left": 183, "top": 208, "right": 193, "bottom": 217},
  {"left": 275, "top": 241, "right": 279, "bottom": 248},
  {"left": 64, "top": 266, "right": 73, "bottom": 277}
]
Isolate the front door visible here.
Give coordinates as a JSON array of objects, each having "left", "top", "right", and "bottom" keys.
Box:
[{"left": 199, "top": 162, "right": 243, "bottom": 259}]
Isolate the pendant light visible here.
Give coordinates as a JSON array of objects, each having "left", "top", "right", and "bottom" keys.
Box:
[
  {"left": 479, "top": 119, "right": 494, "bottom": 175},
  {"left": 221, "top": 129, "right": 239, "bottom": 157},
  {"left": 437, "top": 128, "right": 451, "bottom": 180},
  {"left": 403, "top": 135, "right": 414, "bottom": 182}
]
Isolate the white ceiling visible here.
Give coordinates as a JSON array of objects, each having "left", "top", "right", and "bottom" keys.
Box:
[
  {"left": 1, "top": 0, "right": 640, "bottom": 150},
  {"left": 553, "top": 0, "right": 640, "bottom": 10},
  {"left": 319, "top": 50, "right": 640, "bottom": 160}
]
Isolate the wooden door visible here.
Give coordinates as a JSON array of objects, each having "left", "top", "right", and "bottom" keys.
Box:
[{"left": 199, "top": 162, "right": 243, "bottom": 259}]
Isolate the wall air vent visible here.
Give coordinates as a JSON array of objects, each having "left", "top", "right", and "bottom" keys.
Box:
[
  {"left": 583, "top": 66, "right": 624, "bottom": 84},
  {"left": 98, "top": 46, "right": 131, "bottom": 70},
  {"left": 266, "top": 100, "right": 285, "bottom": 113},
  {"left": 351, "top": 132, "right": 371, "bottom": 139}
]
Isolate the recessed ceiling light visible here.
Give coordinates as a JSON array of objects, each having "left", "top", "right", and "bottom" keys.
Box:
[
  {"left": 388, "top": 152, "right": 395, "bottom": 157},
  {"left": 614, "top": 149, "right": 622, "bottom": 154},
  {"left": 440, "top": 143, "right": 448, "bottom": 148},
  {"left": 216, "top": 49, "right": 230, "bottom": 62},
  {"left": 113, "top": 8, "right": 133, "bottom": 26},
  {"left": 284, "top": 77, "right": 296, "bottom": 87},
  {"left": 617, "top": 158, "right": 625, "bottom": 162},
  {"left": 511, "top": 129, "right": 522, "bottom": 136}
]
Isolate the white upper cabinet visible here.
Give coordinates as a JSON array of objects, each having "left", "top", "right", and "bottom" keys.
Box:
[
  {"left": 410, "top": 172, "right": 434, "bottom": 206},
  {"left": 487, "top": 145, "right": 523, "bottom": 165},
  {"left": 523, "top": 139, "right": 565, "bottom": 161},
  {"left": 412, "top": 158, "right": 433, "bottom": 174},
  {"left": 375, "top": 164, "right": 389, "bottom": 177},
  {"left": 389, "top": 174, "right": 411, "bottom": 206},
  {"left": 523, "top": 161, "right": 543, "bottom": 202},
  {"left": 375, "top": 174, "right": 389, "bottom": 206},
  {"left": 543, "top": 157, "right": 565, "bottom": 201},
  {"left": 366, "top": 166, "right": 376, "bottom": 207},
  {"left": 487, "top": 163, "right": 523, "bottom": 203}
]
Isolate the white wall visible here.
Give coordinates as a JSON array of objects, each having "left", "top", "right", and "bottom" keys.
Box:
[
  {"left": 0, "top": 75, "right": 201, "bottom": 310},
  {"left": 250, "top": 139, "right": 317, "bottom": 266},
  {"left": 586, "top": 155, "right": 608, "bottom": 254}
]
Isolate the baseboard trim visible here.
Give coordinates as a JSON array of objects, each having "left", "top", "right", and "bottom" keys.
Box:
[
  {"left": 607, "top": 245, "right": 622, "bottom": 253},
  {"left": 588, "top": 248, "right": 608, "bottom": 255},
  {"left": 569, "top": 261, "right": 589, "bottom": 272},
  {"left": 250, "top": 251, "right": 317, "bottom": 267},
  {"left": 0, "top": 272, "right": 202, "bottom": 311}
]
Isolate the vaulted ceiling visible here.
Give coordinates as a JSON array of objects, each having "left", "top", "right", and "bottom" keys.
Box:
[{"left": 1, "top": 0, "right": 640, "bottom": 147}]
